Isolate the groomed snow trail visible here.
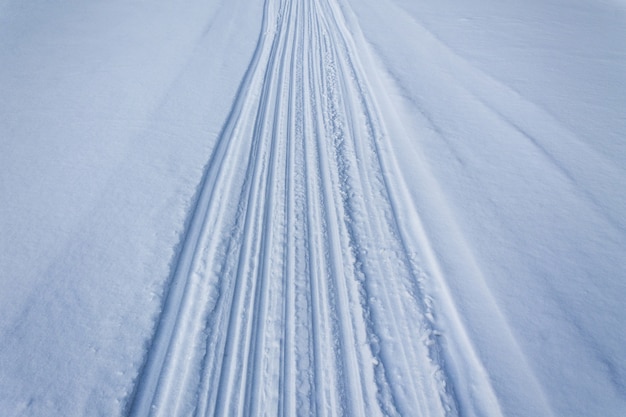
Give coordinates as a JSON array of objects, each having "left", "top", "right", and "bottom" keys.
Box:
[{"left": 127, "top": 0, "right": 498, "bottom": 416}]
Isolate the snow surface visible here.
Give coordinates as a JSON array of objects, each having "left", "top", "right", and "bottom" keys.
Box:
[{"left": 1, "top": 0, "right": 625, "bottom": 416}]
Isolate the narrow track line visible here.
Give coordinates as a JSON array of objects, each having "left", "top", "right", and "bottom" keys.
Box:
[{"left": 278, "top": 1, "right": 302, "bottom": 413}]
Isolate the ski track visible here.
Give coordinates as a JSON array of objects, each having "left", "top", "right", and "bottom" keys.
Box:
[{"left": 126, "top": 0, "right": 490, "bottom": 416}]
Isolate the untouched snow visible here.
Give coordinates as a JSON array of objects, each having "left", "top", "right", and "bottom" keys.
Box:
[{"left": 1, "top": 0, "right": 625, "bottom": 416}]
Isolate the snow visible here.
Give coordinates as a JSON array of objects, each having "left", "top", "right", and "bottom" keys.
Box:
[
  {"left": 1, "top": 0, "right": 625, "bottom": 416},
  {"left": 348, "top": 0, "right": 626, "bottom": 415}
]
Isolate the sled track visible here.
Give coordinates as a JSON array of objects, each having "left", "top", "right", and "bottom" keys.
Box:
[{"left": 126, "top": 0, "right": 479, "bottom": 415}]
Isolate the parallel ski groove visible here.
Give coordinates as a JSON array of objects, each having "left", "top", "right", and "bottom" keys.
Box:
[{"left": 124, "top": 0, "right": 493, "bottom": 415}]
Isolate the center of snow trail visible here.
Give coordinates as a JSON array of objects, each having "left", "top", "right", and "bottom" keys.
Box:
[{"left": 126, "top": 0, "right": 502, "bottom": 416}]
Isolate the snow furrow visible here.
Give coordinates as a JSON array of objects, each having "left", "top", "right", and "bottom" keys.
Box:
[
  {"left": 126, "top": 0, "right": 488, "bottom": 416},
  {"left": 318, "top": 4, "right": 457, "bottom": 413}
]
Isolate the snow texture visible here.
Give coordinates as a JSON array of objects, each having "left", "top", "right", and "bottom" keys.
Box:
[{"left": 1, "top": 0, "right": 625, "bottom": 416}]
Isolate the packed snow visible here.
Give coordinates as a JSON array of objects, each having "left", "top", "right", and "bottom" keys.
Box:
[{"left": 1, "top": 0, "right": 625, "bottom": 416}]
